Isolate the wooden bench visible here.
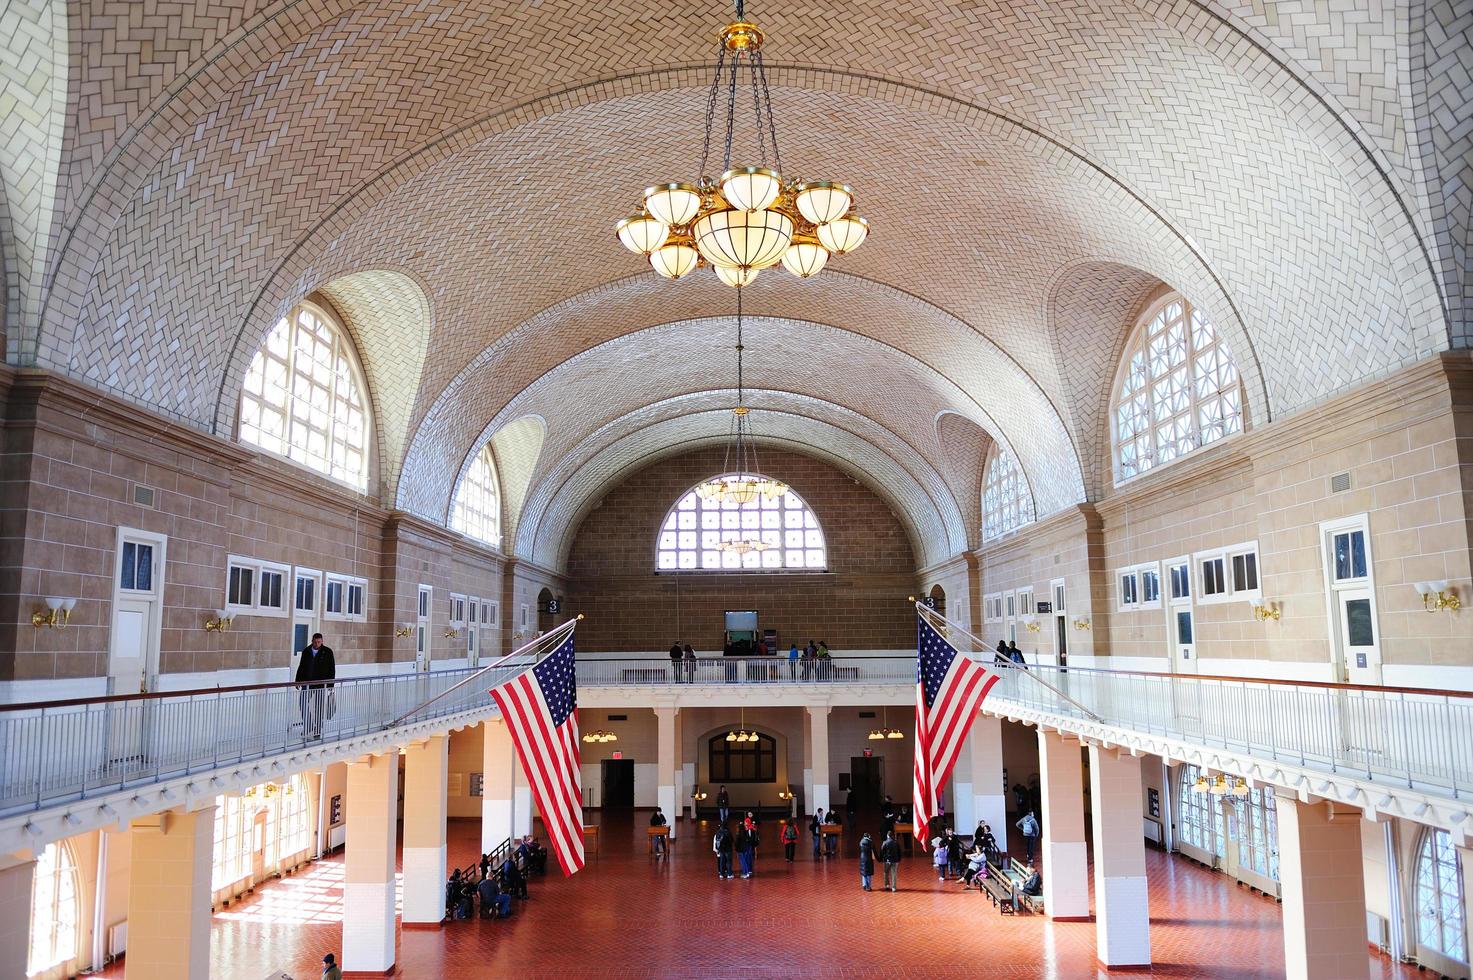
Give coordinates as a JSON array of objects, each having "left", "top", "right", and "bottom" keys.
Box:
[
  {"left": 647, "top": 825, "right": 670, "bottom": 854},
  {"left": 977, "top": 862, "right": 1016, "bottom": 913},
  {"left": 1008, "top": 856, "right": 1044, "bottom": 913}
]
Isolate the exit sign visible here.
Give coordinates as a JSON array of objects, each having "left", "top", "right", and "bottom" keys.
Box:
[
  {"left": 862, "top": 748, "right": 874, "bottom": 758},
  {"left": 612, "top": 751, "right": 622, "bottom": 759}
]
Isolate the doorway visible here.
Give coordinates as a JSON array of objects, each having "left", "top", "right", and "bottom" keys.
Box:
[
  {"left": 601, "top": 759, "right": 635, "bottom": 808},
  {"left": 849, "top": 756, "right": 885, "bottom": 808},
  {"left": 292, "top": 568, "right": 321, "bottom": 677},
  {"left": 108, "top": 527, "right": 166, "bottom": 696},
  {"left": 927, "top": 584, "right": 946, "bottom": 617},
  {"left": 1321, "top": 516, "right": 1381, "bottom": 684}
]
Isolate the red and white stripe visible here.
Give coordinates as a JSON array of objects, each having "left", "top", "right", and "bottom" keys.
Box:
[
  {"left": 912, "top": 652, "right": 999, "bottom": 848},
  {"left": 490, "top": 673, "right": 586, "bottom": 876}
]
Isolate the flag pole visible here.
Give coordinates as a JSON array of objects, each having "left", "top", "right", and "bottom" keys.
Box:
[
  {"left": 908, "top": 598, "right": 1100, "bottom": 721},
  {"left": 388, "top": 614, "right": 583, "bottom": 727}
]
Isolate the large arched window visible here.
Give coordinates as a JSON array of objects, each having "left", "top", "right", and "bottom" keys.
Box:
[
  {"left": 1112, "top": 294, "right": 1243, "bottom": 483},
  {"left": 709, "top": 731, "right": 777, "bottom": 783},
  {"left": 28, "top": 842, "right": 79, "bottom": 975},
  {"left": 452, "top": 444, "right": 502, "bottom": 549},
  {"left": 982, "top": 445, "right": 1033, "bottom": 541},
  {"left": 1416, "top": 828, "right": 1468, "bottom": 965},
  {"left": 240, "top": 302, "right": 372, "bottom": 490},
  {"left": 657, "top": 477, "right": 826, "bottom": 571}
]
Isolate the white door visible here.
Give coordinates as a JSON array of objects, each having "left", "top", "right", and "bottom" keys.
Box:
[
  {"left": 415, "top": 585, "right": 432, "bottom": 672},
  {"left": 292, "top": 569, "right": 321, "bottom": 679},
  {"left": 466, "top": 595, "right": 480, "bottom": 668},
  {"left": 108, "top": 529, "right": 165, "bottom": 695},
  {"left": 1322, "top": 518, "right": 1381, "bottom": 684},
  {"left": 1050, "top": 579, "right": 1068, "bottom": 668},
  {"left": 1165, "top": 559, "right": 1196, "bottom": 675}
]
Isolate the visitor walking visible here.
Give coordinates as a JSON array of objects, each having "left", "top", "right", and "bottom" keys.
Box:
[
  {"left": 858, "top": 832, "right": 875, "bottom": 890},
  {"left": 933, "top": 835, "right": 951, "bottom": 880},
  {"left": 713, "top": 824, "right": 734, "bottom": 880},
  {"left": 649, "top": 806, "right": 668, "bottom": 855},
  {"left": 880, "top": 831, "right": 902, "bottom": 892},
  {"left": 295, "top": 633, "right": 336, "bottom": 739},
  {"left": 1017, "top": 809, "right": 1040, "bottom": 862},
  {"left": 782, "top": 820, "right": 799, "bottom": 862},
  {"left": 322, "top": 953, "right": 343, "bottom": 980},
  {"left": 736, "top": 823, "right": 758, "bottom": 878},
  {"left": 717, "top": 785, "right": 730, "bottom": 823},
  {"left": 810, "top": 808, "right": 825, "bottom": 858}
]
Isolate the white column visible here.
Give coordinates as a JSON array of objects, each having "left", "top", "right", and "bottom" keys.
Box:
[
  {"left": 955, "top": 714, "right": 1006, "bottom": 836},
  {"left": 1037, "top": 730, "right": 1089, "bottom": 919},
  {"left": 1090, "top": 745, "right": 1151, "bottom": 966},
  {"left": 402, "top": 735, "right": 448, "bottom": 926},
  {"left": 513, "top": 757, "right": 533, "bottom": 838},
  {"left": 656, "top": 706, "right": 677, "bottom": 840},
  {"left": 481, "top": 719, "right": 515, "bottom": 852},
  {"left": 807, "top": 704, "right": 831, "bottom": 815},
  {"left": 127, "top": 805, "right": 215, "bottom": 979},
  {"left": 344, "top": 753, "right": 398, "bottom": 974},
  {"left": 0, "top": 854, "right": 36, "bottom": 979},
  {"left": 801, "top": 711, "right": 814, "bottom": 813},
  {"left": 674, "top": 710, "right": 685, "bottom": 830},
  {"left": 1276, "top": 793, "right": 1369, "bottom": 980}
]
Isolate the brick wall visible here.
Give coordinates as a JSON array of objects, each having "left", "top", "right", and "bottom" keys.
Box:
[{"left": 563, "top": 447, "right": 918, "bottom": 652}]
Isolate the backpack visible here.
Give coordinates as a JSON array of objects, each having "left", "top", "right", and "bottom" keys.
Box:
[{"left": 783, "top": 825, "right": 797, "bottom": 842}]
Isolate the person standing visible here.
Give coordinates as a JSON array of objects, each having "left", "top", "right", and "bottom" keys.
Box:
[
  {"left": 788, "top": 642, "right": 800, "bottom": 679},
  {"left": 810, "top": 808, "right": 825, "bottom": 858},
  {"left": 781, "top": 820, "right": 799, "bottom": 862},
  {"left": 295, "top": 633, "right": 336, "bottom": 739},
  {"left": 713, "top": 824, "right": 734, "bottom": 880},
  {"left": 1008, "top": 640, "right": 1025, "bottom": 665},
  {"left": 735, "top": 823, "right": 757, "bottom": 878},
  {"left": 1016, "top": 809, "right": 1040, "bottom": 862},
  {"left": 858, "top": 832, "right": 876, "bottom": 891},
  {"left": 683, "top": 643, "right": 696, "bottom": 682},
  {"left": 994, "top": 641, "right": 1011, "bottom": 666},
  {"left": 668, "top": 642, "right": 684, "bottom": 682},
  {"left": 321, "top": 953, "right": 343, "bottom": 980},
  {"left": 880, "top": 831, "right": 902, "bottom": 892},
  {"left": 649, "top": 806, "right": 668, "bottom": 856},
  {"left": 717, "top": 785, "right": 730, "bottom": 823},
  {"left": 933, "top": 835, "right": 951, "bottom": 880}
]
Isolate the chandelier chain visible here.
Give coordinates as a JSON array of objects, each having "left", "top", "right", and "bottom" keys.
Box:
[
  {"left": 749, "top": 54, "right": 768, "bottom": 167},
  {"left": 698, "top": 44, "right": 728, "bottom": 179},
  {"left": 723, "top": 48, "right": 739, "bottom": 172},
  {"left": 755, "top": 52, "right": 783, "bottom": 175}
]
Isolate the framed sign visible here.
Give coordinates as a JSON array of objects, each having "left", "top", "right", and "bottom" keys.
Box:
[
  {"left": 470, "top": 772, "right": 485, "bottom": 798},
  {"left": 329, "top": 794, "right": 343, "bottom": 827},
  {"left": 1147, "top": 787, "right": 1161, "bottom": 819},
  {"left": 543, "top": 598, "right": 560, "bottom": 614},
  {"left": 1036, "top": 601, "right": 1052, "bottom": 614}
]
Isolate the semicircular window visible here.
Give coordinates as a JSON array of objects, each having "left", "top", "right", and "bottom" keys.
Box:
[{"left": 657, "top": 476, "right": 826, "bottom": 571}]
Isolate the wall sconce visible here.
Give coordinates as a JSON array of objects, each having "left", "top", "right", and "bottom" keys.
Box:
[
  {"left": 1251, "top": 602, "right": 1281, "bottom": 622},
  {"left": 691, "top": 788, "right": 709, "bottom": 802},
  {"left": 204, "top": 608, "right": 234, "bottom": 632},
  {"left": 443, "top": 627, "right": 460, "bottom": 639},
  {"left": 395, "top": 622, "right": 414, "bottom": 638},
  {"left": 1072, "top": 618, "right": 1091, "bottom": 631},
  {"left": 31, "top": 597, "right": 77, "bottom": 629},
  {"left": 1023, "top": 616, "right": 1042, "bottom": 633},
  {"left": 777, "top": 787, "right": 794, "bottom": 801},
  {"left": 1415, "top": 581, "right": 1461, "bottom": 612}
]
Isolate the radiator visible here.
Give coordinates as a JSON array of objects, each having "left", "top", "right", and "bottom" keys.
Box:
[
  {"left": 1142, "top": 817, "right": 1163, "bottom": 844},
  {"left": 1366, "top": 911, "right": 1390, "bottom": 951},
  {"left": 328, "top": 825, "right": 346, "bottom": 849},
  {"left": 107, "top": 921, "right": 127, "bottom": 957}
]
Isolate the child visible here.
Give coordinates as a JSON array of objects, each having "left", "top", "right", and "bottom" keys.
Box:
[{"left": 933, "top": 836, "right": 950, "bottom": 880}]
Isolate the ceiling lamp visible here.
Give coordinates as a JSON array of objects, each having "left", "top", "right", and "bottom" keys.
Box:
[
  {"left": 582, "top": 730, "right": 618, "bottom": 743},
  {"left": 699, "top": 288, "right": 788, "bottom": 549},
  {"left": 726, "top": 709, "right": 757, "bottom": 742},
  {"left": 615, "top": 1, "right": 869, "bottom": 286},
  {"left": 868, "top": 706, "right": 905, "bottom": 741}
]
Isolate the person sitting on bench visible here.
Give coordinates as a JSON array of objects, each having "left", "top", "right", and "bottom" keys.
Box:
[
  {"left": 1021, "top": 863, "right": 1042, "bottom": 897},
  {"left": 961, "top": 846, "right": 988, "bottom": 886}
]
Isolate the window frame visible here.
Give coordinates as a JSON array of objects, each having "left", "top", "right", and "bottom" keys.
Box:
[
  {"left": 1110, "top": 293, "right": 1245, "bottom": 485},
  {"left": 224, "top": 555, "right": 291, "bottom": 617},
  {"left": 654, "top": 475, "right": 828, "bottom": 573},
  {"left": 451, "top": 443, "right": 503, "bottom": 550},
  {"left": 982, "top": 445, "right": 1035, "bottom": 542},
  {"left": 1166, "top": 557, "right": 1191, "bottom": 605},
  {"left": 27, "top": 841, "right": 80, "bottom": 975},
  {"left": 1193, "top": 541, "right": 1261, "bottom": 605},
  {"left": 323, "top": 573, "right": 368, "bottom": 623},
  {"left": 708, "top": 731, "right": 778, "bottom": 783}
]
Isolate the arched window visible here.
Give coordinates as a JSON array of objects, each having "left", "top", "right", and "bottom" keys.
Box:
[
  {"left": 982, "top": 445, "right": 1033, "bottom": 541},
  {"left": 28, "top": 842, "right": 79, "bottom": 974},
  {"left": 656, "top": 477, "right": 826, "bottom": 571},
  {"left": 1416, "top": 828, "right": 1467, "bottom": 964},
  {"left": 1112, "top": 294, "right": 1243, "bottom": 483},
  {"left": 452, "top": 444, "right": 502, "bottom": 549},
  {"left": 240, "top": 302, "right": 372, "bottom": 490},
  {"left": 709, "top": 731, "right": 777, "bottom": 783}
]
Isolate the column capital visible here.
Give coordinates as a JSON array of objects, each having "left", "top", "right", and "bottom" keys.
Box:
[{"left": 804, "top": 701, "right": 832, "bottom": 716}]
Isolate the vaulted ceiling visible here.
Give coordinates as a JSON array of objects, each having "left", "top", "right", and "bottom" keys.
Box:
[{"left": 2, "top": 0, "right": 1467, "bottom": 572}]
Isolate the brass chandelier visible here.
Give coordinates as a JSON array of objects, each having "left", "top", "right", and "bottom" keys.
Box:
[
  {"left": 615, "top": 0, "right": 869, "bottom": 285},
  {"left": 703, "top": 287, "right": 786, "bottom": 555}
]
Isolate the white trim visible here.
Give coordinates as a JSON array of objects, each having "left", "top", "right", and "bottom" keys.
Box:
[
  {"left": 293, "top": 566, "right": 322, "bottom": 614},
  {"left": 1116, "top": 568, "right": 1140, "bottom": 611},
  {"left": 1165, "top": 556, "right": 1191, "bottom": 605},
  {"left": 1382, "top": 665, "right": 1473, "bottom": 693},
  {"left": 224, "top": 556, "right": 291, "bottom": 618},
  {"left": 323, "top": 573, "right": 368, "bottom": 623},
  {"left": 1192, "top": 540, "right": 1261, "bottom": 605}
]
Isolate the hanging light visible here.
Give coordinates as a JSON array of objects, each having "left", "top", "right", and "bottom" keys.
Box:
[
  {"left": 868, "top": 706, "right": 904, "bottom": 740},
  {"left": 1209, "top": 774, "right": 1230, "bottom": 796},
  {"left": 582, "top": 729, "right": 618, "bottom": 743},
  {"left": 727, "top": 708, "right": 757, "bottom": 742},
  {"left": 614, "top": 2, "right": 868, "bottom": 286},
  {"left": 650, "top": 238, "right": 701, "bottom": 280},
  {"left": 714, "top": 264, "right": 761, "bottom": 288},
  {"left": 1191, "top": 773, "right": 1210, "bottom": 793}
]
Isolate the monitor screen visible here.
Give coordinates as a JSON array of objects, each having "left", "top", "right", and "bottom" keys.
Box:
[{"left": 724, "top": 610, "right": 758, "bottom": 631}]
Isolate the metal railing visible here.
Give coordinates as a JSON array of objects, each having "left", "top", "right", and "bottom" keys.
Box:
[
  {"left": 985, "top": 662, "right": 1473, "bottom": 800},
  {"left": 575, "top": 655, "right": 915, "bottom": 686}
]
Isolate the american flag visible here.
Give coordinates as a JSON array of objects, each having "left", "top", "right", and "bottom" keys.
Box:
[
  {"left": 913, "top": 613, "right": 1000, "bottom": 848},
  {"left": 488, "top": 631, "right": 585, "bottom": 876}
]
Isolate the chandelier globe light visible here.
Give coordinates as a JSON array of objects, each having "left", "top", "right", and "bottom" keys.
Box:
[{"left": 614, "top": 0, "right": 869, "bottom": 286}]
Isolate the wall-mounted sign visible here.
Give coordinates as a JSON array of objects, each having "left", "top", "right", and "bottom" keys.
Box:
[
  {"left": 1147, "top": 787, "right": 1161, "bottom": 819},
  {"left": 543, "top": 598, "right": 560, "bottom": 614},
  {"left": 922, "top": 595, "right": 937, "bottom": 608},
  {"left": 862, "top": 748, "right": 874, "bottom": 758},
  {"left": 469, "top": 772, "right": 484, "bottom": 798},
  {"left": 1036, "top": 601, "right": 1052, "bottom": 614},
  {"left": 612, "top": 751, "right": 623, "bottom": 760},
  {"left": 329, "top": 794, "right": 343, "bottom": 827}
]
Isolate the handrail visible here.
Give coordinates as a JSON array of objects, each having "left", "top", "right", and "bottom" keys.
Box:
[{"left": 1002, "top": 661, "right": 1473, "bottom": 699}]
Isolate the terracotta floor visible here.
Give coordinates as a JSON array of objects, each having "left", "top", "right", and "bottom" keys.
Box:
[{"left": 103, "top": 813, "right": 1422, "bottom": 979}]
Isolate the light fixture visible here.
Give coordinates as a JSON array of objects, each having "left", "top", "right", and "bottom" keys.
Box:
[
  {"left": 204, "top": 608, "right": 234, "bottom": 633},
  {"left": 614, "top": 1, "right": 868, "bottom": 286},
  {"left": 1415, "top": 581, "right": 1461, "bottom": 612},
  {"left": 443, "top": 627, "right": 460, "bottom": 639},
  {"left": 1251, "top": 602, "right": 1281, "bottom": 622},
  {"left": 1191, "top": 774, "right": 1210, "bottom": 793},
  {"left": 1072, "top": 618, "right": 1092, "bottom": 631},
  {"left": 726, "top": 708, "right": 757, "bottom": 743},
  {"left": 777, "top": 786, "right": 795, "bottom": 800},
  {"left": 868, "top": 706, "right": 904, "bottom": 741},
  {"left": 697, "top": 287, "right": 788, "bottom": 553},
  {"left": 582, "top": 730, "right": 618, "bottom": 744},
  {"left": 692, "top": 788, "right": 709, "bottom": 801},
  {"left": 1023, "top": 615, "right": 1042, "bottom": 633},
  {"left": 32, "top": 596, "right": 77, "bottom": 629}
]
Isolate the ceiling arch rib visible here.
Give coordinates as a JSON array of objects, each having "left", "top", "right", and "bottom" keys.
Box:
[
  {"left": 516, "top": 389, "right": 970, "bottom": 571},
  {"left": 533, "top": 412, "right": 952, "bottom": 573},
  {"left": 423, "top": 313, "right": 1042, "bottom": 541}
]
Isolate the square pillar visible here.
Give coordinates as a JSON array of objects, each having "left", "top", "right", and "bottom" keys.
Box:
[
  {"left": 344, "top": 753, "right": 398, "bottom": 974},
  {"left": 481, "top": 720, "right": 514, "bottom": 852},
  {"left": 1089, "top": 746, "right": 1151, "bottom": 967},
  {"left": 0, "top": 855, "right": 36, "bottom": 979},
  {"left": 127, "top": 805, "right": 215, "bottom": 979},
  {"left": 1275, "top": 793, "right": 1369, "bottom": 980},
  {"left": 956, "top": 715, "right": 1007, "bottom": 837},
  {"left": 402, "top": 735, "right": 448, "bottom": 926},
  {"left": 656, "top": 707, "right": 678, "bottom": 840},
  {"left": 674, "top": 710, "right": 685, "bottom": 828},
  {"left": 807, "top": 704, "right": 831, "bottom": 816},
  {"left": 1038, "top": 730, "right": 1089, "bottom": 919},
  {"left": 512, "top": 757, "right": 533, "bottom": 838},
  {"left": 802, "top": 713, "right": 814, "bottom": 814}
]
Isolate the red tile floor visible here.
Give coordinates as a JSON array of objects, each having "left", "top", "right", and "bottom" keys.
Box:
[{"left": 102, "top": 812, "right": 1421, "bottom": 978}]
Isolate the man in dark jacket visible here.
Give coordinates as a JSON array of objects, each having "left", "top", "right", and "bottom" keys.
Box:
[
  {"left": 858, "top": 832, "right": 876, "bottom": 890},
  {"left": 295, "top": 633, "right": 335, "bottom": 738},
  {"left": 713, "top": 825, "right": 734, "bottom": 879},
  {"left": 879, "top": 831, "right": 903, "bottom": 892},
  {"left": 649, "top": 807, "right": 668, "bottom": 855},
  {"left": 668, "top": 643, "right": 683, "bottom": 682},
  {"left": 735, "top": 823, "right": 758, "bottom": 878}
]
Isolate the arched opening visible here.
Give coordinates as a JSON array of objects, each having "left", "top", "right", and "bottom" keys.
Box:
[
  {"left": 656, "top": 474, "right": 826, "bottom": 571},
  {"left": 1414, "top": 827, "right": 1468, "bottom": 972},
  {"left": 28, "top": 842, "right": 80, "bottom": 976},
  {"left": 927, "top": 584, "right": 946, "bottom": 617},
  {"left": 537, "top": 587, "right": 558, "bottom": 634},
  {"left": 693, "top": 723, "right": 793, "bottom": 816}
]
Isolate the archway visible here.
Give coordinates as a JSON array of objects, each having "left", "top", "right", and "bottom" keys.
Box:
[
  {"left": 928, "top": 584, "right": 947, "bottom": 617},
  {"left": 536, "top": 587, "right": 559, "bottom": 635}
]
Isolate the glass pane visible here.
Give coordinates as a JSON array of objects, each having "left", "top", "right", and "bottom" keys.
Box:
[
  {"left": 1344, "top": 599, "right": 1374, "bottom": 647},
  {"left": 1177, "top": 611, "right": 1193, "bottom": 645},
  {"left": 134, "top": 544, "right": 153, "bottom": 592},
  {"left": 120, "top": 542, "right": 137, "bottom": 590}
]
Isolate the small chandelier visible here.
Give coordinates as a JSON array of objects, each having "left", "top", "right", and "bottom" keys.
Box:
[
  {"left": 701, "top": 288, "right": 787, "bottom": 554},
  {"left": 615, "top": 0, "right": 869, "bottom": 285},
  {"left": 867, "top": 706, "right": 905, "bottom": 741},
  {"left": 582, "top": 730, "right": 618, "bottom": 744},
  {"left": 726, "top": 708, "right": 758, "bottom": 742}
]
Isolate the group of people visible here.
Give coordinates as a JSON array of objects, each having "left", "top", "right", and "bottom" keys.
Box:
[
  {"left": 993, "top": 640, "right": 1027, "bottom": 666},
  {"left": 666, "top": 643, "right": 697, "bottom": 681},
  {"left": 711, "top": 811, "right": 763, "bottom": 878},
  {"left": 442, "top": 836, "right": 547, "bottom": 921}
]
